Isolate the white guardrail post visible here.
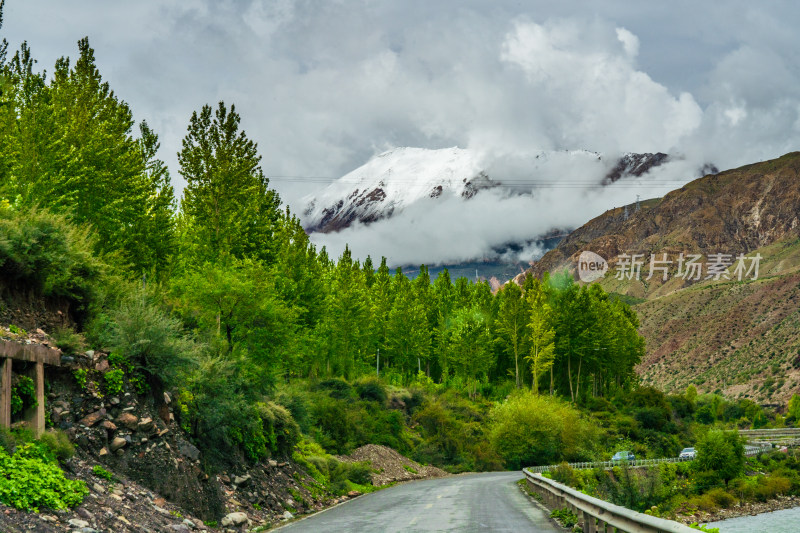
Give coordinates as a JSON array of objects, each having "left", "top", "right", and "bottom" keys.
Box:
[{"left": 523, "top": 469, "right": 699, "bottom": 533}]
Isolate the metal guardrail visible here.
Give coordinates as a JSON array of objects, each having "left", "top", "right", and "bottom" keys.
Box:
[
  {"left": 523, "top": 469, "right": 698, "bottom": 533},
  {"left": 526, "top": 444, "right": 771, "bottom": 474},
  {"left": 739, "top": 428, "right": 800, "bottom": 437}
]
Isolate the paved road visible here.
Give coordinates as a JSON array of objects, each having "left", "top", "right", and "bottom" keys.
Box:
[{"left": 275, "top": 471, "right": 560, "bottom": 532}]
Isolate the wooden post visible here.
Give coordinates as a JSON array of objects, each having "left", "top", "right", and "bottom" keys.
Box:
[
  {"left": 23, "top": 362, "right": 45, "bottom": 437},
  {"left": 34, "top": 362, "right": 44, "bottom": 437},
  {"left": 0, "top": 358, "right": 10, "bottom": 428}
]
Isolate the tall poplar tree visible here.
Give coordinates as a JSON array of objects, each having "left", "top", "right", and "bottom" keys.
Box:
[{"left": 179, "top": 101, "right": 281, "bottom": 264}]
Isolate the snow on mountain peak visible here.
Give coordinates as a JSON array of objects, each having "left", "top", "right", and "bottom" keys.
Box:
[
  {"left": 302, "top": 147, "right": 489, "bottom": 233},
  {"left": 301, "top": 146, "right": 675, "bottom": 235}
]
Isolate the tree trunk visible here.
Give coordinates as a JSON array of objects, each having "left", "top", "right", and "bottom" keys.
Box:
[{"left": 567, "top": 354, "right": 575, "bottom": 403}]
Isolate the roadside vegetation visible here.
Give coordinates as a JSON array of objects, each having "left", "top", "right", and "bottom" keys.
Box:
[{"left": 543, "top": 432, "right": 800, "bottom": 521}]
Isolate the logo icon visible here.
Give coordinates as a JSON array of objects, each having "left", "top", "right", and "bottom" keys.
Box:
[{"left": 577, "top": 251, "right": 608, "bottom": 282}]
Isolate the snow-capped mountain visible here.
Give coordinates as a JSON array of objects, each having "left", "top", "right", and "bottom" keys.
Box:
[
  {"left": 302, "top": 147, "right": 493, "bottom": 233},
  {"left": 301, "top": 147, "right": 671, "bottom": 234}
]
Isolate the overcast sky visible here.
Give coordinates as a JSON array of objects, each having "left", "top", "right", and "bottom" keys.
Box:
[{"left": 3, "top": 1, "right": 800, "bottom": 264}]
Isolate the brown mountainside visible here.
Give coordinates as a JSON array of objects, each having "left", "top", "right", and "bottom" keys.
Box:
[
  {"left": 517, "top": 152, "right": 800, "bottom": 402},
  {"left": 521, "top": 152, "right": 800, "bottom": 289}
]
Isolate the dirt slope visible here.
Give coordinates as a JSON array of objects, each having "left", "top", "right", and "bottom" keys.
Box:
[{"left": 337, "top": 444, "right": 448, "bottom": 486}]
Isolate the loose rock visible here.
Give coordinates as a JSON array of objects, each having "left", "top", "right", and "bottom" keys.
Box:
[
  {"left": 110, "top": 437, "right": 127, "bottom": 452},
  {"left": 220, "top": 512, "right": 249, "bottom": 527}
]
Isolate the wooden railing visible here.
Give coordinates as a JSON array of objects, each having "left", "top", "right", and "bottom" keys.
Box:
[{"left": 523, "top": 469, "right": 698, "bottom": 533}]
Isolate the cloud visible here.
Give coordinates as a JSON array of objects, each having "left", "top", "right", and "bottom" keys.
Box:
[
  {"left": 310, "top": 155, "right": 700, "bottom": 267},
  {"left": 3, "top": 1, "right": 800, "bottom": 266}
]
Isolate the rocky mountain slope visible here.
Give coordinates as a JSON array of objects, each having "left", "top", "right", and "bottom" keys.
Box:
[
  {"left": 516, "top": 152, "right": 800, "bottom": 402},
  {"left": 301, "top": 147, "right": 673, "bottom": 234}
]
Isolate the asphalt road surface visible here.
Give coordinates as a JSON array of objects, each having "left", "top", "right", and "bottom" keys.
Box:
[{"left": 274, "top": 471, "right": 560, "bottom": 532}]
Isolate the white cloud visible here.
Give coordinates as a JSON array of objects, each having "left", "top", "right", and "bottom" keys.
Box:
[{"left": 616, "top": 27, "right": 639, "bottom": 58}]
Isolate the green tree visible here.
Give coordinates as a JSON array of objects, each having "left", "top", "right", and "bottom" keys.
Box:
[
  {"left": 526, "top": 281, "right": 555, "bottom": 394},
  {"left": 788, "top": 393, "right": 800, "bottom": 423},
  {"left": 695, "top": 430, "right": 745, "bottom": 487},
  {"left": 495, "top": 282, "right": 528, "bottom": 388},
  {"left": 386, "top": 269, "right": 430, "bottom": 377},
  {"left": 1, "top": 38, "right": 176, "bottom": 274},
  {"left": 179, "top": 101, "right": 281, "bottom": 264},
  {"left": 315, "top": 246, "right": 369, "bottom": 378},
  {"left": 446, "top": 307, "right": 493, "bottom": 396}
]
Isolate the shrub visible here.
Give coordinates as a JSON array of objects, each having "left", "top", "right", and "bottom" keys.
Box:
[
  {"left": 256, "top": 401, "right": 301, "bottom": 457},
  {"left": 0, "top": 428, "right": 15, "bottom": 454},
  {"left": 0, "top": 443, "right": 87, "bottom": 511},
  {"left": 0, "top": 207, "right": 102, "bottom": 317},
  {"left": 104, "top": 289, "right": 199, "bottom": 387},
  {"left": 488, "top": 392, "right": 600, "bottom": 469},
  {"left": 108, "top": 352, "right": 133, "bottom": 372},
  {"left": 706, "top": 487, "right": 736, "bottom": 508},
  {"left": 38, "top": 430, "right": 75, "bottom": 462},
  {"left": 92, "top": 465, "right": 115, "bottom": 482},
  {"left": 73, "top": 369, "right": 88, "bottom": 390},
  {"left": 687, "top": 493, "right": 718, "bottom": 512},
  {"left": 11, "top": 375, "right": 37, "bottom": 415},
  {"left": 327, "top": 459, "right": 373, "bottom": 493},
  {"left": 551, "top": 462, "right": 581, "bottom": 488},
  {"left": 52, "top": 327, "right": 85, "bottom": 355},
  {"left": 355, "top": 376, "right": 387, "bottom": 405},
  {"left": 550, "top": 508, "right": 578, "bottom": 528},
  {"left": 315, "top": 378, "right": 353, "bottom": 400},
  {"left": 104, "top": 369, "right": 125, "bottom": 395},
  {"left": 755, "top": 476, "right": 791, "bottom": 501}
]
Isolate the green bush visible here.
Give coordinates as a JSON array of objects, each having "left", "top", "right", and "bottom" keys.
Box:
[
  {"left": 52, "top": 327, "right": 85, "bottom": 355},
  {"left": 38, "top": 430, "right": 75, "bottom": 462},
  {"left": 108, "top": 352, "right": 133, "bottom": 372},
  {"left": 104, "top": 289, "right": 199, "bottom": 387},
  {"left": 488, "top": 392, "right": 600, "bottom": 469},
  {"left": 551, "top": 462, "right": 581, "bottom": 488},
  {"left": 0, "top": 207, "right": 102, "bottom": 316},
  {"left": 755, "top": 476, "right": 791, "bottom": 501},
  {"left": 73, "top": 369, "right": 88, "bottom": 390},
  {"left": 694, "top": 430, "right": 744, "bottom": 486},
  {"left": 355, "top": 376, "right": 387, "bottom": 405},
  {"left": 104, "top": 368, "right": 125, "bottom": 395},
  {"left": 0, "top": 428, "right": 15, "bottom": 454},
  {"left": 92, "top": 465, "right": 115, "bottom": 482},
  {"left": 706, "top": 487, "right": 736, "bottom": 508},
  {"left": 550, "top": 508, "right": 578, "bottom": 528},
  {"left": 0, "top": 443, "right": 87, "bottom": 511},
  {"left": 11, "top": 375, "right": 37, "bottom": 416},
  {"left": 315, "top": 378, "right": 353, "bottom": 400},
  {"left": 256, "top": 401, "right": 301, "bottom": 457}
]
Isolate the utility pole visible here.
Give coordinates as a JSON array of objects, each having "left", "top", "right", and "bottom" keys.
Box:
[
  {"left": 636, "top": 194, "right": 641, "bottom": 211},
  {"left": 376, "top": 349, "right": 380, "bottom": 378},
  {"left": 623, "top": 204, "right": 629, "bottom": 221}
]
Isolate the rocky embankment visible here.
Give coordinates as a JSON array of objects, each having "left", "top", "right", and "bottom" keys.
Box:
[
  {"left": 0, "top": 327, "right": 345, "bottom": 532},
  {"left": 676, "top": 494, "right": 800, "bottom": 526}
]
